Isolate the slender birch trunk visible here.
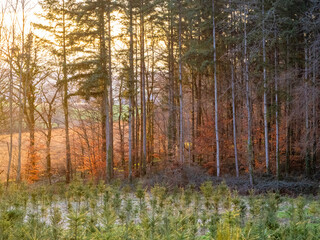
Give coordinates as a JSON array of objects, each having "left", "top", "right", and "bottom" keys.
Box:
[
  {"left": 285, "top": 36, "right": 290, "bottom": 176},
  {"left": 262, "top": 0, "right": 270, "bottom": 174},
  {"left": 107, "top": 0, "right": 114, "bottom": 178},
  {"left": 230, "top": 0, "right": 239, "bottom": 177},
  {"left": 140, "top": 0, "right": 147, "bottom": 175},
  {"left": 134, "top": 14, "right": 138, "bottom": 171},
  {"left": 178, "top": 0, "right": 184, "bottom": 164},
  {"left": 304, "top": 37, "right": 310, "bottom": 177},
  {"left": 150, "top": 20, "right": 155, "bottom": 165},
  {"left": 128, "top": 0, "right": 134, "bottom": 182},
  {"left": 17, "top": 0, "right": 26, "bottom": 182},
  {"left": 118, "top": 75, "right": 125, "bottom": 169},
  {"left": 7, "top": 25, "right": 14, "bottom": 187},
  {"left": 212, "top": 0, "right": 220, "bottom": 176},
  {"left": 231, "top": 61, "right": 239, "bottom": 177},
  {"left": 274, "top": 15, "right": 279, "bottom": 179},
  {"left": 244, "top": 5, "right": 254, "bottom": 186},
  {"left": 311, "top": 45, "right": 317, "bottom": 173}
]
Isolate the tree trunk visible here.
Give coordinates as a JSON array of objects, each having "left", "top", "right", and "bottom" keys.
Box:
[
  {"left": 17, "top": 2, "right": 25, "bottom": 182},
  {"left": 46, "top": 121, "right": 52, "bottom": 184},
  {"left": 230, "top": 0, "right": 239, "bottom": 177},
  {"left": 304, "top": 40, "right": 311, "bottom": 177},
  {"left": 196, "top": 74, "right": 202, "bottom": 139},
  {"left": 107, "top": 0, "right": 114, "bottom": 178},
  {"left": 134, "top": 14, "right": 138, "bottom": 172},
  {"left": 244, "top": 5, "right": 254, "bottom": 186},
  {"left": 149, "top": 20, "right": 155, "bottom": 165},
  {"left": 62, "top": 0, "right": 72, "bottom": 183},
  {"left": 212, "top": 0, "right": 220, "bottom": 176},
  {"left": 128, "top": 0, "right": 134, "bottom": 182},
  {"left": 140, "top": 0, "right": 147, "bottom": 175},
  {"left": 231, "top": 60, "right": 239, "bottom": 177},
  {"left": 262, "top": 0, "right": 270, "bottom": 174},
  {"left": 191, "top": 70, "right": 195, "bottom": 163},
  {"left": 98, "top": 0, "right": 111, "bottom": 183},
  {"left": 119, "top": 74, "right": 125, "bottom": 170},
  {"left": 274, "top": 17, "right": 279, "bottom": 179},
  {"left": 167, "top": 0, "right": 176, "bottom": 162},
  {"left": 6, "top": 26, "right": 14, "bottom": 187},
  {"left": 311, "top": 45, "right": 317, "bottom": 173},
  {"left": 178, "top": 0, "right": 184, "bottom": 164},
  {"left": 285, "top": 36, "right": 291, "bottom": 176}
]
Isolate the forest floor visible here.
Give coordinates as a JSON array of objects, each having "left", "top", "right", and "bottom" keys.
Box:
[{"left": 141, "top": 163, "right": 320, "bottom": 196}]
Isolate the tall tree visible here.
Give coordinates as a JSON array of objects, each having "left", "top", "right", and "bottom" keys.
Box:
[
  {"left": 167, "top": 0, "right": 176, "bottom": 162},
  {"left": 229, "top": 0, "right": 239, "bottom": 177},
  {"left": 128, "top": 0, "right": 134, "bottom": 182},
  {"left": 16, "top": 0, "right": 27, "bottom": 182},
  {"left": 62, "top": 0, "right": 72, "bottom": 183},
  {"left": 178, "top": 0, "right": 184, "bottom": 164},
  {"left": 140, "top": 0, "right": 147, "bottom": 174},
  {"left": 107, "top": 0, "right": 114, "bottom": 178},
  {"left": 274, "top": 12, "right": 280, "bottom": 179},
  {"left": 212, "top": 0, "right": 220, "bottom": 176},
  {"left": 6, "top": 5, "right": 16, "bottom": 186},
  {"left": 244, "top": 4, "right": 254, "bottom": 186},
  {"left": 231, "top": 60, "right": 239, "bottom": 177},
  {"left": 262, "top": 0, "right": 270, "bottom": 174},
  {"left": 304, "top": 36, "right": 311, "bottom": 177},
  {"left": 70, "top": 0, "right": 114, "bottom": 181}
]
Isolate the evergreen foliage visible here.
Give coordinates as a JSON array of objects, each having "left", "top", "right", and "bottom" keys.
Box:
[{"left": 0, "top": 182, "right": 319, "bottom": 239}]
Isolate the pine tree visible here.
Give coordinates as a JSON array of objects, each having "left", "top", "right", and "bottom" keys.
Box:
[{"left": 70, "top": 0, "right": 113, "bottom": 181}]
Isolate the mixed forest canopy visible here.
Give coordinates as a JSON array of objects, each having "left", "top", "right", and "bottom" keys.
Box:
[{"left": 0, "top": 0, "right": 319, "bottom": 186}]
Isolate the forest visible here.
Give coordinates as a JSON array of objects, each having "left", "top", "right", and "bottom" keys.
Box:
[{"left": 0, "top": 0, "right": 319, "bottom": 239}]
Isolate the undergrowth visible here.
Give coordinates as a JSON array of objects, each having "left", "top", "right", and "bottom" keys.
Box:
[{"left": 0, "top": 181, "right": 319, "bottom": 240}]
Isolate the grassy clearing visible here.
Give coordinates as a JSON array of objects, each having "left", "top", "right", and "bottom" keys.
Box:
[{"left": 0, "top": 181, "right": 319, "bottom": 240}]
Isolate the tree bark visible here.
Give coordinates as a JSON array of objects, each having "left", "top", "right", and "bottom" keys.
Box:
[
  {"left": 262, "top": 0, "right": 270, "bottom": 174},
  {"left": 167, "top": 0, "right": 176, "bottom": 162},
  {"left": 128, "top": 0, "right": 134, "bottom": 182},
  {"left": 119, "top": 75, "right": 125, "bottom": 169},
  {"left": 191, "top": 70, "right": 195, "bottom": 163},
  {"left": 274, "top": 15, "right": 279, "bottom": 179},
  {"left": 62, "top": 0, "right": 72, "bottom": 183},
  {"left": 140, "top": 0, "right": 147, "bottom": 175},
  {"left": 98, "top": 0, "right": 111, "bottom": 183},
  {"left": 244, "top": 5, "right": 254, "bottom": 186},
  {"left": 17, "top": 0, "right": 26, "bottom": 182},
  {"left": 178, "top": 0, "right": 184, "bottom": 164},
  {"left": 6, "top": 25, "right": 14, "bottom": 187},
  {"left": 311, "top": 45, "right": 317, "bottom": 173},
  {"left": 285, "top": 36, "right": 291, "bottom": 176},
  {"left": 212, "top": 0, "right": 220, "bottom": 176},
  {"left": 304, "top": 38, "right": 311, "bottom": 177},
  {"left": 107, "top": 0, "right": 114, "bottom": 178},
  {"left": 231, "top": 61, "right": 239, "bottom": 177}
]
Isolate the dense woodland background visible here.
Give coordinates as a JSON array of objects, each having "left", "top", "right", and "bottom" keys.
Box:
[{"left": 0, "top": 0, "right": 319, "bottom": 186}]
